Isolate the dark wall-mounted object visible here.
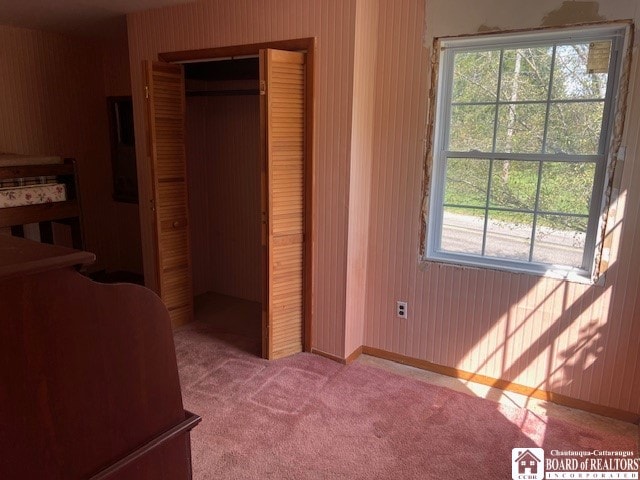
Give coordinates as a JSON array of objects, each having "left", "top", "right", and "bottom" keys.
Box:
[{"left": 108, "top": 96, "right": 139, "bottom": 203}]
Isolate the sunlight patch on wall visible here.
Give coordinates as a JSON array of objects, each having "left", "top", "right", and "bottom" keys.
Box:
[{"left": 454, "top": 277, "right": 614, "bottom": 399}]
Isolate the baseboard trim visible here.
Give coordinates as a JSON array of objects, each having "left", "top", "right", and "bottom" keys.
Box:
[
  {"left": 311, "top": 348, "right": 346, "bottom": 364},
  {"left": 362, "top": 346, "right": 640, "bottom": 425},
  {"left": 345, "top": 346, "right": 363, "bottom": 364},
  {"left": 311, "top": 346, "right": 363, "bottom": 365}
]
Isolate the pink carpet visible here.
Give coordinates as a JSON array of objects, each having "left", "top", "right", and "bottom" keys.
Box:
[{"left": 174, "top": 322, "right": 637, "bottom": 479}]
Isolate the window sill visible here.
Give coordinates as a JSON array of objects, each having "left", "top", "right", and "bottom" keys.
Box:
[{"left": 422, "top": 253, "right": 604, "bottom": 286}]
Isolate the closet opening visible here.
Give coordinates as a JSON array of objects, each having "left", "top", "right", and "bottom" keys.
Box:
[
  {"left": 146, "top": 38, "right": 315, "bottom": 359},
  {"left": 184, "top": 57, "right": 263, "bottom": 353}
]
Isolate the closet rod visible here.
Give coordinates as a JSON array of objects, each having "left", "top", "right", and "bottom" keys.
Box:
[{"left": 186, "top": 89, "right": 259, "bottom": 97}]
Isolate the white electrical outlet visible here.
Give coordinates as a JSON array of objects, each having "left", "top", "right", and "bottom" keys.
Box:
[{"left": 396, "top": 301, "right": 408, "bottom": 319}]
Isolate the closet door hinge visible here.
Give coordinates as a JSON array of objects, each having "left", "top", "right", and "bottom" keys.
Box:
[
  {"left": 144, "top": 85, "right": 150, "bottom": 99},
  {"left": 259, "top": 81, "right": 266, "bottom": 95}
]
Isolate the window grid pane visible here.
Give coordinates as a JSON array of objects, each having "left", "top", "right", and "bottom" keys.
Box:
[
  {"left": 481, "top": 159, "right": 494, "bottom": 254},
  {"left": 500, "top": 47, "right": 552, "bottom": 102},
  {"left": 552, "top": 43, "right": 610, "bottom": 100},
  {"left": 528, "top": 160, "right": 545, "bottom": 262},
  {"left": 540, "top": 45, "right": 557, "bottom": 155}
]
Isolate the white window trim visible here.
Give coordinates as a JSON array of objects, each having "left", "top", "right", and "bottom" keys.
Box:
[{"left": 424, "top": 23, "right": 630, "bottom": 283}]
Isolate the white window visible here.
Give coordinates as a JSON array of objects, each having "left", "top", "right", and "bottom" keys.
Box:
[{"left": 426, "top": 25, "right": 628, "bottom": 280}]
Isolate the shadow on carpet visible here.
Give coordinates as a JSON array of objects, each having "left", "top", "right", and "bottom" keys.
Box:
[{"left": 174, "top": 321, "right": 637, "bottom": 480}]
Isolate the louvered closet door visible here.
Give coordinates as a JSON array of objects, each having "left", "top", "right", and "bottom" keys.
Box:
[
  {"left": 261, "top": 49, "right": 306, "bottom": 360},
  {"left": 145, "top": 61, "right": 193, "bottom": 327}
]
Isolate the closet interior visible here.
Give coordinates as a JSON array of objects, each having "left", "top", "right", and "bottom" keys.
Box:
[{"left": 184, "top": 58, "right": 262, "bottom": 350}]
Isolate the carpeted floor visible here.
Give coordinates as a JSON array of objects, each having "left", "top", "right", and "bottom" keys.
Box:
[{"left": 174, "top": 319, "right": 637, "bottom": 479}]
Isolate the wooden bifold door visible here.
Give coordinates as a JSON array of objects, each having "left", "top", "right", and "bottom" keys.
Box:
[
  {"left": 145, "top": 47, "right": 308, "bottom": 360},
  {"left": 145, "top": 62, "right": 193, "bottom": 328},
  {"left": 261, "top": 49, "right": 306, "bottom": 359}
]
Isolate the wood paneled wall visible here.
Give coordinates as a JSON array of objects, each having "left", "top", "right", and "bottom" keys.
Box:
[
  {"left": 363, "top": 0, "right": 640, "bottom": 415},
  {"left": 127, "top": 0, "right": 357, "bottom": 355},
  {"left": 102, "top": 21, "right": 134, "bottom": 98},
  {"left": 344, "top": 0, "right": 380, "bottom": 356},
  {"left": 101, "top": 21, "right": 144, "bottom": 275},
  {"left": 0, "top": 25, "right": 116, "bottom": 271},
  {"left": 186, "top": 86, "right": 262, "bottom": 302}
]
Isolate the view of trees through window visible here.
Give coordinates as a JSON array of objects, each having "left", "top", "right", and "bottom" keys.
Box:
[{"left": 435, "top": 35, "right": 618, "bottom": 272}]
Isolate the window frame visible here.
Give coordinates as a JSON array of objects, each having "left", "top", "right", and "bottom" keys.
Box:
[{"left": 425, "top": 24, "right": 629, "bottom": 282}]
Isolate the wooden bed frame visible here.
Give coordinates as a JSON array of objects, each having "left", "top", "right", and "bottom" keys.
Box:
[
  {"left": 0, "top": 158, "right": 84, "bottom": 249},
  {"left": 0, "top": 235, "right": 199, "bottom": 479}
]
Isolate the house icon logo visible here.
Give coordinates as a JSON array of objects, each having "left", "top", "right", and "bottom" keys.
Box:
[{"left": 512, "top": 447, "right": 544, "bottom": 480}]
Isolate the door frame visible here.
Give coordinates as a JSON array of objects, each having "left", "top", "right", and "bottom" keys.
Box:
[{"left": 158, "top": 38, "right": 315, "bottom": 353}]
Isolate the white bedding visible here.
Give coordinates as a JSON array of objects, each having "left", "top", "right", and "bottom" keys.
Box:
[{"left": 0, "top": 183, "right": 67, "bottom": 208}]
